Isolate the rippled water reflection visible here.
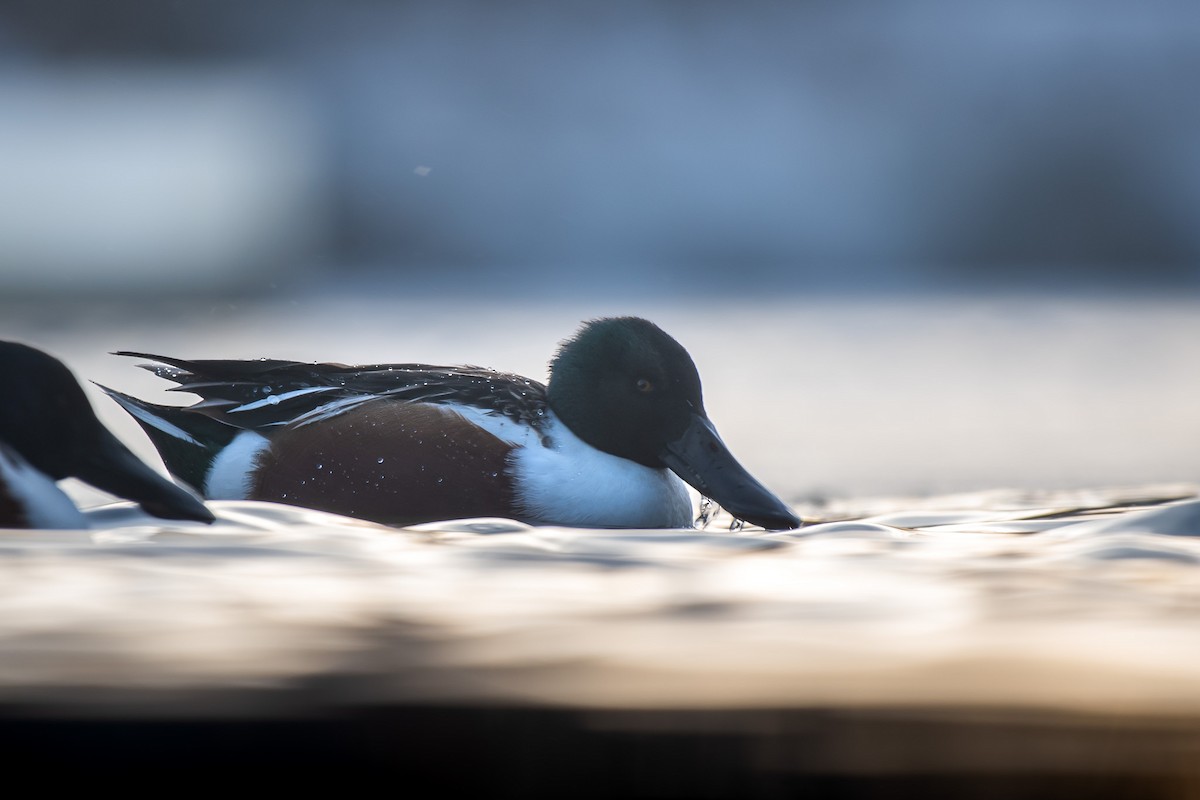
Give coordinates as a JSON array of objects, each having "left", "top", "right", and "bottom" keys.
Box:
[{"left": 2, "top": 484, "right": 1198, "bottom": 719}]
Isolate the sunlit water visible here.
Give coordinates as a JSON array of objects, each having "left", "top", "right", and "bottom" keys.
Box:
[{"left": 3, "top": 484, "right": 1198, "bottom": 720}]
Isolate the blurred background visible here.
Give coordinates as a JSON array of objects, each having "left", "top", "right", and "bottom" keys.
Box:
[{"left": 1, "top": 0, "right": 1198, "bottom": 499}]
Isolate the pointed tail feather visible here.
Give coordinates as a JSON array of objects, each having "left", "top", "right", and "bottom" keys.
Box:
[{"left": 98, "top": 385, "right": 238, "bottom": 496}]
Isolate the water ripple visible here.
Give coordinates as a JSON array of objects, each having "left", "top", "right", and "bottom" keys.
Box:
[{"left": 0, "top": 484, "right": 1196, "bottom": 715}]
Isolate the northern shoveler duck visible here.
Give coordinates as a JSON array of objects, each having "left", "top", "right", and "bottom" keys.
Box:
[
  {"left": 0, "top": 341, "right": 215, "bottom": 529},
  {"left": 104, "top": 317, "right": 801, "bottom": 530}
]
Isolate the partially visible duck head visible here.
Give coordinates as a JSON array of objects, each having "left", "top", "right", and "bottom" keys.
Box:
[{"left": 0, "top": 341, "right": 214, "bottom": 523}]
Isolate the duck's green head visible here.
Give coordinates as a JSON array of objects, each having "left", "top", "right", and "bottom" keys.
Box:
[{"left": 547, "top": 317, "right": 800, "bottom": 530}]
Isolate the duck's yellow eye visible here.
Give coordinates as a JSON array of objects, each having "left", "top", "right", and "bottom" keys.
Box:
[{"left": 635, "top": 378, "right": 654, "bottom": 393}]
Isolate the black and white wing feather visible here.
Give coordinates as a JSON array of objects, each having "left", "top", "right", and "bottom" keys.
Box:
[{"left": 117, "top": 352, "right": 551, "bottom": 433}]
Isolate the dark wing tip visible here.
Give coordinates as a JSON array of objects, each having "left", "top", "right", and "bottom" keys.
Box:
[{"left": 113, "top": 350, "right": 163, "bottom": 359}]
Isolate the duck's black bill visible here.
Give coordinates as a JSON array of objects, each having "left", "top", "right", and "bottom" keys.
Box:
[
  {"left": 73, "top": 430, "right": 215, "bottom": 523},
  {"left": 660, "top": 414, "right": 801, "bottom": 531}
]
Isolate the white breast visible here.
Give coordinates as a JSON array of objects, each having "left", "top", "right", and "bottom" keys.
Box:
[
  {"left": 447, "top": 406, "right": 694, "bottom": 528},
  {"left": 0, "top": 445, "right": 87, "bottom": 529}
]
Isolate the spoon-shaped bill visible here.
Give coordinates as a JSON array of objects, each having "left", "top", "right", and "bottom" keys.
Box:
[{"left": 660, "top": 414, "right": 800, "bottom": 531}]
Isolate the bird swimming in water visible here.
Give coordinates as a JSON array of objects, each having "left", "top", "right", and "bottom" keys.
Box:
[{"left": 104, "top": 317, "right": 800, "bottom": 530}]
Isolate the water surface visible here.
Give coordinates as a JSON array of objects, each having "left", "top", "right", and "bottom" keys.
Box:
[{"left": 3, "top": 483, "right": 1198, "bottom": 720}]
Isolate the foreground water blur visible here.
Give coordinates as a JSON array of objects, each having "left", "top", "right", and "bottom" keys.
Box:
[
  {"left": 4, "top": 485, "right": 1200, "bottom": 794},
  {"left": 5, "top": 484, "right": 1199, "bottom": 714}
]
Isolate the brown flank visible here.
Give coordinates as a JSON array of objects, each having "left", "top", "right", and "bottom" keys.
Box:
[{"left": 251, "top": 400, "right": 518, "bottom": 526}]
